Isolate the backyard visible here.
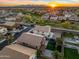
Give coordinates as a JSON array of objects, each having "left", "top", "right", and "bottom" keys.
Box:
[
  {"left": 64, "top": 47, "right": 79, "bottom": 59},
  {"left": 46, "top": 39, "right": 56, "bottom": 50}
]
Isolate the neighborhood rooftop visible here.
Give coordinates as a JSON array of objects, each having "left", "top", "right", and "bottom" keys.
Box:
[
  {"left": 30, "top": 25, "right": 51, "bottom": 33},
  {"left": 0, "top": 44, "right": 36, "bottom": 59},
  {"left": 6, "top": 44, "right": 36, "bottom": 56},
  {"left": 16, "top": 32, "right": 45, "bottom": 49},
  {"left": 0, "top": 22, "right": 16, "bottom": 27}
]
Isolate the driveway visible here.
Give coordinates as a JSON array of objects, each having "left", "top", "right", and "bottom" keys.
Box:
[
  {"left": 64, "top": 38, "right": 79, "bottom": 43},
  {"left": 43, "top": 49, "right": 53, "bottom": 58}
]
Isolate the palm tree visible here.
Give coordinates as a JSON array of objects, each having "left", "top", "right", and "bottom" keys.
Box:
[
  {"left": 36, "top": 49, "right": 41, "bottom": 59},
  {"left": 58, "top": 52, "right": 63, "bottom": 59},
  {"left": 7, "top": 33, "right": 14, "bottom": 45},
  {"left": 53, "top": 50, "right": 63, "bottom": 59},
  {"left": 0, "top": 34, "right": 4, "bottom": 40},
  {"left": 56, "top": 38, "right": 63, "bottom": 52},
  {"left": 53, "top": 50, "right": 59, "bottom": 59}
]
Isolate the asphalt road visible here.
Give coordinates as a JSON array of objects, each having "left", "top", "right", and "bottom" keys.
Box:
[{"left": 51, "top": 27, "right": 79, "bottom": 34}]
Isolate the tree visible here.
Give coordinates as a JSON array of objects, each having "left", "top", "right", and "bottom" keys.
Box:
[
  {"left": 61, "top": 21, "right": 71, "bottom": 28},
  {"left": 56, "top": 38, "right": 63, "bottom": 52},
  {"left": 0, "top": 34, "right": 4, "bottom": 40},
  {"left": 53, "top": 50, "right": 59, "bottom": 59},
  {"left": 56, "top": 38, "right": 63, "bottom": 46},
  {"left": 36, "top": 49, "right": 41, "bottom": 59},
  {"left": 53, "top": 50, "right": 63, "bottom": 59},
  {"left": 36, "top": 19, "right": 45, "bottom": 25},
  {"left": 7, "top": 33, "right": 14, "bottom": 45},
  {"left": 58, "top": 53, "right": 63, "bottom": 59},
  {"left": 23, "top": 14, "right": 33, "bottom": 23}
]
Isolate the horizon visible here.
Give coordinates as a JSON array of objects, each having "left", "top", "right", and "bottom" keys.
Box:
[{"left": 0, "top": 0, "right": 79, "bottom": 7}]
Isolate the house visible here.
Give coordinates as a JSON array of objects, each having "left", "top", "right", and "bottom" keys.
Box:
[
  {"left": 29, "top": 25, "right": 55, "bottom": 39},
  {"left": 41, "top": 14, "right": 49, "bottom": 20},
  {"left": 0, "top": 22, "right": 19, "bottom": 30},
  {"left": 50, "top": 16, "right": 58, "bottom": 21},
  {"left": 5, "top": 15, "right": 23, "bottom": 24},
  {"left": 51, "top": 27, "right": 64, "bottom": 38},
  {"left": 5, "top": 17, "right": 16, "bottom": 21},
  {"left": 0, "top": 44, "right": 36, "bottom": 59},
  {"left": 53, "top": 31, "right": 62, "bottom": 38},
  {"left": 15, "top": 32, "right": 46, "bottom": 52},
  {"left": 31, "top": 25, "right": 51, "bottom": 33}
]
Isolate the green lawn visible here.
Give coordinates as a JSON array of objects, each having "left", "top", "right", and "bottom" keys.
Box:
[{"left": 64, "top": 47, "right": 79, "bottom": 59}]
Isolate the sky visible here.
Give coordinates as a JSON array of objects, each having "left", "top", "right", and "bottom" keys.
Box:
[
  {"left": 0, "top": 0, "right": 79, "bottom": 6},
  {"left": 0, "top": 0, "right": 79, "bottom": 3},
  {"left": 0, "top": 0, "right": 78, "bottom": 2}
]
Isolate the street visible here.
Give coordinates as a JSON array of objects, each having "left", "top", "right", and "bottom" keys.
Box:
[{"left": 0, "top": 26, "right": 33, "bottom": 50}]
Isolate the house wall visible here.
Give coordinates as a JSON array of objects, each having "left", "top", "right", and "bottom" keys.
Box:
[
  {"left": 54, "top": 32, "right": 62, "bottom": 38},
  {"left": 29, "top": 53, "right": 36, "bottom": 59}
]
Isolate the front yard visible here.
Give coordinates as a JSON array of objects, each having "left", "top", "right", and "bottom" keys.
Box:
[{"left": 64, "top": 47, "right": 79, "bottom": 59}]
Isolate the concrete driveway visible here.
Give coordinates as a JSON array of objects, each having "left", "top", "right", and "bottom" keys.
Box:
[{"left": 43, "top": 49, "right": 53, "bottom": 58}]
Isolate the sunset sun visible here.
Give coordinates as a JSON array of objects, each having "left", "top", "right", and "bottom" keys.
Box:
[
  {"left": 48, "top": 3, "right": 59, "bottom": 8},
  {"left": 50, "top": 4, "right": 57, "bottom": 7},
  {"left": 48, "top": 2, "right": 59, "bottom": 7}
]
